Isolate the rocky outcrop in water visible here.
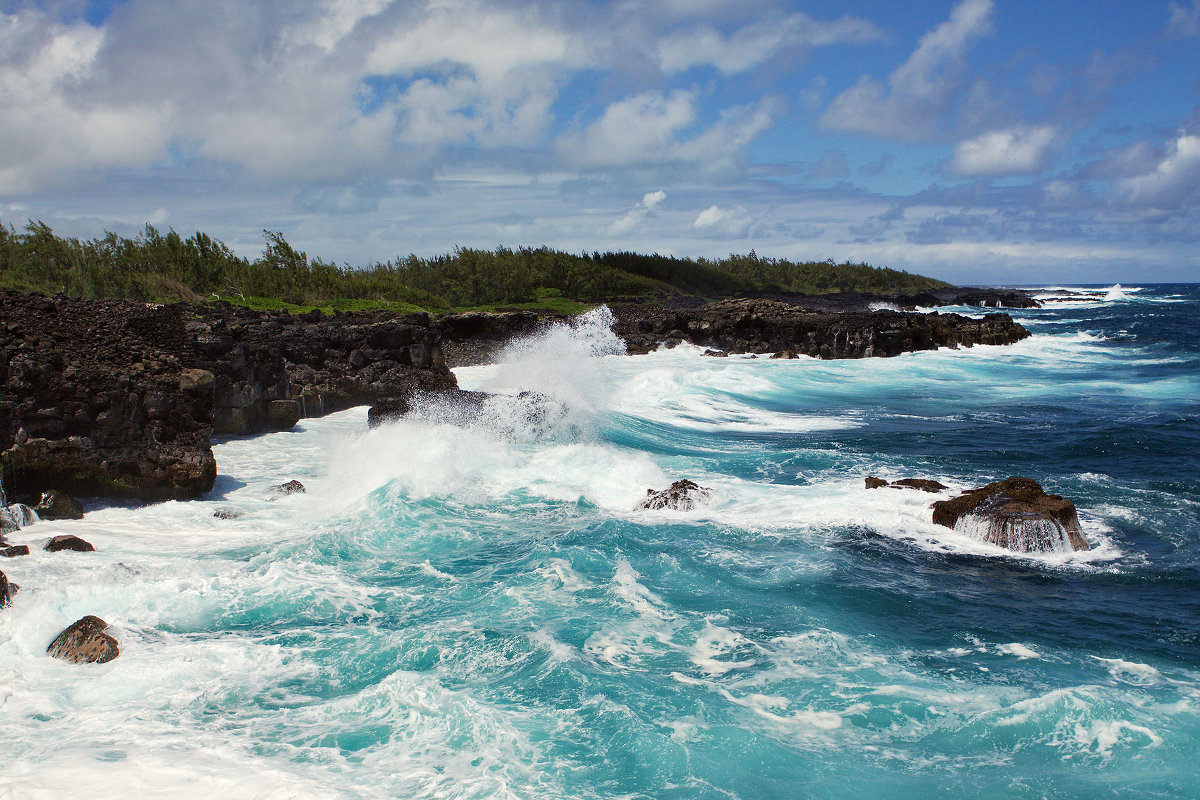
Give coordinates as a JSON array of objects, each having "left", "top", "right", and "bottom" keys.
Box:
[
  {"left": 0, "top": 292, "right": 456, "bottom": 501},
  {"left": 931, "top": 477, "right": 1090, "bottom": 553},
  {"left": 432, "top": 311, "right": 558, "bottom": 368},
  {"left": 611, "top": 299, "right": 1030, "bottom": 357},
  {"left": 34, "top": 489, "right": 83, "bottom": 520},
  {"left": 866, "top": 477, "right": 948, "bottom": 493},
  {"left": 0, "top": 568, "right": 16, "bottom": 607},
  {"left": 44, "top": 534, "right": 95, "bottom": 553},
  {"left": 643, "top": 480, "right": 711, "bottom": 511},
  {"left": 46, "top": 615, "right": 119, "bottom": 664}
]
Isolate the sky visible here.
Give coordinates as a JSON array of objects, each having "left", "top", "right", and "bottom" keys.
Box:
[{"left": 1, "top": 0, "right": 1198, "bottom": 285}]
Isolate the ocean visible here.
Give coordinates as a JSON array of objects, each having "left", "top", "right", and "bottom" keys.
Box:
[{"left": 2, "top": 284, "right": 1197, "bottom": 799}]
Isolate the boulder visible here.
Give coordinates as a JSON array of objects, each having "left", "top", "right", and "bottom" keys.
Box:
[
  {"left": 890, "top": 478, "right": 947, "bottom": 493},
  {"left": 212, "top": 507, "right": 244, "bottom": 520},
  {"left": 0, "top": 569, "right": 17, "bottom": 608},
  {"left": 1, "top": 545, "right": 30, "bottom": 557},
  {"left": 865, "top": 477, "right": 946, "bottom": 492},
  {"left": 35, "top": 490, "right": 84, "bottom": 520},
  {"left": 931, "top": 477, "right": 1090, "bottom": 553},
  {"left": 1, "top": 503, "right": 40, "bottom": 533},
  {"left": 643, "top": 479, "right": 712, "bottom": 511},
  {"left": 45, "top": 534, "right": 95, "bottom": 553},
  {"left": 46, "top": 616, "right": 119, "bottom": 664},
  {"left": 267, "top": 479, "right": 306, "bottom": 499}
]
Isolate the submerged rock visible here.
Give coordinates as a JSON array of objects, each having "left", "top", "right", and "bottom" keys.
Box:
[
  {"left": 643, "top": 479, "right": 712, "bottom": 511},
  {"left": 45, "top": 534, "right": 95, "bottom": 553},
  {"left": 212, "top": 507, "right": 244, "bottom": 520},
  {"left": 0, "top": 569, "right": 17, "bottom": 608},
  {"left": 46, "top": 615, "right": 119, "bottom": 664},
  {"left": 931, "top": 477, "right": 1090, "bottom": 553},
  {"left": 34, "top": 490, "right": 84, "bottom": 520}
]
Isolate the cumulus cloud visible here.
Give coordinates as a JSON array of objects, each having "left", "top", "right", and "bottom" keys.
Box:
[
  {"left": 558, "top": 91, "right": 779, "bottom": 171},
  {"left": 610, "top": 190, "right": 667, "bottom": 235},
  {"left": 657, "top": 12, "right": 881, "bottom": 74},
  {"left": 952, "top": 125, "right": 1059, "bottom": 176},
  {"left": 692, "top": 204, "right": 751, "bottom": 237},
  {"left": 821, "top": 0, "right": 994, "bottom": 141},
  {"left": 1119, "top": 133, "right": 1200, "bottom": 208}
]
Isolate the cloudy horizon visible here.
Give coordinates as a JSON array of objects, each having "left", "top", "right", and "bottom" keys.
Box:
[{"left": 2, "top": 0, "right": 1198, "bottom": 285}]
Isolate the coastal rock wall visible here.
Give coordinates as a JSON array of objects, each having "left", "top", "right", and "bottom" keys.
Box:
[
  {"left": 611, "top": 299, "right": 1030, "bottom": 357},
  {"left": 0, "top": 293, "right": 455, "bottom": 500}
]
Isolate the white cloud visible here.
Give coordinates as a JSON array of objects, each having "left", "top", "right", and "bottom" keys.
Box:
[
  {"left": 657, "top": 12, "right": 881, "bottom": 75},
  {"left": 692, "top": 204, "right": 751, "bottom": 237},
  {"left": 1167, "top": 0, "right": 1200, "bottom": 36},
  {"left": 610, "top": 190, "right": 667, "bottom": 234},
  {"left": 821, "top": 0, "right": 994, "bottom": 141},
  {"left": 1120, "top": 133, "right": 1200, "bottom": 207},
  {"left": 952, "top": 125, "right": 1059, "bottom": 176},
  {"left": 558, "top": 90, "right": 697, "bottom": 167},
  {"left": 365, "top": 0, "right": 577, "bottom": 85}
]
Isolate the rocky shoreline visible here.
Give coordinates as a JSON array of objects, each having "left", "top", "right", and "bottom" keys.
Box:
[{"left": 1, "top": 290, "right": 1033, "bottom": 504}]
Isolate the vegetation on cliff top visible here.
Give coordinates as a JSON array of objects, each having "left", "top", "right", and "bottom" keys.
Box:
[{"left": 0, "top": 220, "right": 951, "bottom": 312}]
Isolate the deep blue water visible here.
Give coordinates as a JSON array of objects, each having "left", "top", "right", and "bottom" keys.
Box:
[{"left": 1, "top": 284, "right": 1197, "bottom": 799}]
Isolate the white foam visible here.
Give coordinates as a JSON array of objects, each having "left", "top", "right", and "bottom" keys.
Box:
[{"left": 998, "top": 643, "right": 1042, "bottom": 660}]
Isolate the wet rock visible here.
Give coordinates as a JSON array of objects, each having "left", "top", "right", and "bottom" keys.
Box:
[
  {"left": 35, "top": 489, "right": 84, "bottom": 520},
  {"left": 890, "top": 478, "right": 948, "bottom": 493},
  {"left": 770, "top": 350, "right": 799, "bottom": 359},
  {"left": 212, "top": 507, "right": 244, "bottom": 520},
  {"left": 45, "top": 534, "right": 95, "bottom": 553},
  {"left": 0, "top": 569, "right": 17, "bottom": 607},
  {"left": 865, "top": 477, "right": 947, "bottom": 493},
  {"left": 931, "top": 477, "right": 1090, "bottom": 553},
  {"left": 46, "top": 615, "right": 119, "bottom": 664},
  {"left": 267, "top": 479, "right": 306, "bottom": 499},
  {"left": 702, "top": 349, "right": 728, "bottom": 357},
  {"left": 643, "top": 479, "right": 712, "bottom": 511},
  {"left": 1, "top": 503, "right": 40, "bottom": 533},
  {"left": 1, "top": 545, "right": 30, "bottom": 557},
  {"left": 611, "top": 299, "right": 1030, "bottom": 358}
]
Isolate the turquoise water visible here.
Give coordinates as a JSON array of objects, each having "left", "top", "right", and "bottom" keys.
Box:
[{"left": 1, "top": 286, "right": 1197, "bottom": 798}]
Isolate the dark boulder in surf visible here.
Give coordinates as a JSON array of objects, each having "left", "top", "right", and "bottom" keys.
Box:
[
  {"left": 35, "top": 490, "right": 84, "bottom": 520},
  {"left": 267, "top": 480, "right": 306, "bottom": 499},
  {"left": 45, "top": 534, "right": 95, "bottom": 553},
  {"left": 643, "top": 480, "right": 712, "bottom": 511},
  {"left": 0, "top": 569, "right": 17, "bottom": 608},
  {"left": 931, "top": 477, "right": 1090, "bottom": 553},
  {"left": 865, "top": 477, "right": 947, "bottom": 493},
  {"left": 46, "top": 615, "right": 119, "bottom": 664},
  {"left": 1, "top": 545, "right": 30, "bottom": 557},
  {"left": 1, "top": 503, "right": 39, "bottom": 534}
]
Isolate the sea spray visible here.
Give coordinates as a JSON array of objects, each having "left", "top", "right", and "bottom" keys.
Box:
[{"left": 1, "top": 285, "right": 1198, "bottom": 799}]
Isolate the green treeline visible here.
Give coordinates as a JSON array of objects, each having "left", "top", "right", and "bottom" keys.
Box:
[{"left": 0, "top": 220, "right": 950, "bottom": 311}]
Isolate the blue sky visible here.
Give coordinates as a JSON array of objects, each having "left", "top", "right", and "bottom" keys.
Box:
[{"left": 1, "top": 0, "right": 1198, "bottom": 284}]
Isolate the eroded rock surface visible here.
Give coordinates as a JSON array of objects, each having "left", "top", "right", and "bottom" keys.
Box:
[
  {"left": 0, "top": 568, "right": 17, "bottom": 607},
  {"left": 46, "top": 615, "right": 119, "bottom": 664},
  {"left": 932, "top": 477, "right": 1090, "bottom": 553},
  {"left": 34, "top": 489, "right": 83, "bottom": 520},
  {"left": 611, "top": 299, "right": 1030, "bottom": 358},
  {"left": 643, "top": 479, "right": 712, "bottom": 511},
  {"left": 45, "top": 534, "right": 95, "bottom": 553}
]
